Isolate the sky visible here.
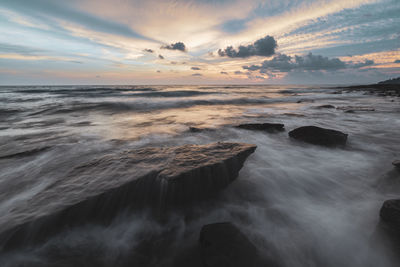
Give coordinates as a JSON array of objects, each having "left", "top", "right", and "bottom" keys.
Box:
[{"left": 0, "top": 0, "right": 399, "bottom": 85}]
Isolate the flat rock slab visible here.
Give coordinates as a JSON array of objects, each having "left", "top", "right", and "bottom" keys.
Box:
[
  {"left": 289, "top": 126, "right": 348, "bottom": 147},
  {"left": 199, "top": 222, "right": 258, "bottom": 267},
  {"left": 236, "top": 123, "right": 284, "bottom": 133},
  {"left": 0, "top": 142, "right": 256, "bottom": 250}
]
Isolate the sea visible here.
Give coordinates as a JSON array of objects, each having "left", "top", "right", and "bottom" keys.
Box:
[{"left": 0, "top": 85, "right": 399, "bottom": 267}]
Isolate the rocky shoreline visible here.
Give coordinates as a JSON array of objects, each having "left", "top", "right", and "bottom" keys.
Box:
[{"left": 0, "top": 82, "right": 399, "bottom": 266}]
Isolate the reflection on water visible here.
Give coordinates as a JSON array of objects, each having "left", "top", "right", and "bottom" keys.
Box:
[{"left": 0, "top": 85, "right": 399, "bottom": 266}]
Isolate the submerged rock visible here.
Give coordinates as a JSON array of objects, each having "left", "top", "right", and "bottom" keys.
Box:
[
  {"left": 199, "top": 222, "right": 258, "bottom": 267},
  {"left": 236, "top": 123, "right": 284, "bottom": 133},
  {"left": 337, "top": 106, "right": 375, "bottom": 112},
  {"left": 289, "top": 126, "right": 348, "bottom": 147},
  {"left": 188, "top": 127, "right": 215, "bottom": 133},
  {"left": 315, "top": 104, "right": 335, "bottom": 109},
  {"left": 0, "top": 142, "right": 256, "bottom": 250}
]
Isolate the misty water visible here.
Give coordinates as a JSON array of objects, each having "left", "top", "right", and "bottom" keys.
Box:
[{"left": 0, "top": 85, "right": 399, "bottom": 267}]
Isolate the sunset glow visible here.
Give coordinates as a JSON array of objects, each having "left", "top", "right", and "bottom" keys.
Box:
[{"left": 0, "top": 0, "right": 399, "bottom": 84}]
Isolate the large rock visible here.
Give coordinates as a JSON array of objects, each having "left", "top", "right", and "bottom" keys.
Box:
[
  {"left": 289, "top": 126, "right": 348, "bottom": 147},
  {"left": 236, "top": 123, "right": 284, "bottom": 133},
  {"left": 378, "top": 199, "right": 400, "bottom": 250},
  {"left": 0, "top": 142, "right": 256, "bottom": 250},
  {"left": 199, "top": 222, "right": 258, "bottom": 267},
  {"left": 380, "top": 199, "right": 400, "bottom": 226}
]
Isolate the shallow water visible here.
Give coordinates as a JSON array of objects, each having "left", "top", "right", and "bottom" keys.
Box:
[{"left": 0, "top": 85, "right": 399, "bottom": 266}]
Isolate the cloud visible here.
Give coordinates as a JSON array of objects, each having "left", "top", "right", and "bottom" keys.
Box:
[
  {"left": 0, "top": 43, "right": 45, "bottom": 55},
  {"left": 192, "top": 73, "right": 202, "bottom": 76},
  {"left": 351, "top": 59, "right": 374, "bottom": 68},
  {"left": 161, "top": 42, "right": 187, "bottom": 52},
  {"left": 143, "top": 48, "right": 154, "bottom": 53},
  {"left": 220, "top": 71, "right": 228, "bottom": 75},
  {"left": 218, "top": 35, "right": 277, "bottom": 58},
  {"left": 158, "top": 54, "right": 164, "bottom": 59},
  {"left": 191, "top": 67, "right": 201, "bottom": 70},
  {"left": 156, "top": 70, "right": 161, "bottom": 73},
  {"left": 243, "top": 53, "right": 352, "bottom": 72},
  {"left": 234, "top": 71, "right": 244, "bottom": 75},
  {"left": 2, "top": 0, "right": 153, "bottom": 41},
  {"left": 395, "top": 60, "right": 400, "bottom": 63}
]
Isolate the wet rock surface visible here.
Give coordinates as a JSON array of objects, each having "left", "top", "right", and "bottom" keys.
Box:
[
  {"left": 315, "top": 104, "right": 335, "bottom": 109},
  {"left": 0, "top": 142, "right": 256, "bottom": 250},
  {"left": 236, "top": 123, "right": 284, "bottom": 133},
  {"left": 199, "top": 222, "right": 258, "bottom": 267},
  {"left": 380, "top": 199, "right": 400, "bottom": 226},
  {"left": 289, "top": 126, "right": 348, "bottom": 147},
  {"left": 188, "top": 127, "right": 215, "bottom": 133},
  {"left": 378, "top": 199, "right": 400, "bottom": 253}
]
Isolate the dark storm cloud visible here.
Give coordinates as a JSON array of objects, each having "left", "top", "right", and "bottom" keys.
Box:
[
  {"left": 395, "top": 60, "right": 400, "bottom": 63},
  {"left": 242, "top": 53, "right": 362, "bottom": 73},
  {"left": 218, "top": 35, "right": 277, "bottom": 58},
  {"left": 2, "top": 0, "right": 153, "bottom": 41},
  {"left": 191, "top": 67, "right": 201, "bottom": 70},
  {"left": 159, "top": 54, "right": 164, "bottom": 59},
  {"left": 143, "top": 49, "right": 154, "bottom": 53},
  {"left": 220, "top": 71, "right": 228, "bottom": 75},
  {"left": 192, "top": 73, "right": 202, "bottom": 76},
  {"left": 161, "top": 42, "right": 187, "bottom": 52}
]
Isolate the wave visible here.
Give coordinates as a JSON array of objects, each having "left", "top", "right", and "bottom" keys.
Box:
[
  {"left": 0, "top": 146, "right": 51, "bottom": 160},
  {"left": 27, "top": 97, "right": 273, "bottom": 116}
]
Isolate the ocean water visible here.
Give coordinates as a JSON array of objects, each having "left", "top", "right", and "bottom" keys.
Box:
[{"left": 0, "top": 85, "right": 399, "bottom": 266}]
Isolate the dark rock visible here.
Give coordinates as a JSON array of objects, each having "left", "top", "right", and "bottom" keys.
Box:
[
  {"left": 199, "top": 222, "right": 258, "bottom": 267},
  {"left": 315, "top": 104, "right": 335, "bottom": 109},
  {"left": 236, "top": 123, "right": 284, "bottom": 133},
  {"left": 283, "top": 113, "right": 306, "bottom": 117},
  {"left": 380, "top": 199, "right": 400, "bottom": 226},
  {"left": 288, "top": 126, "right": 348, "bottom": 147},
  {"left": 378, "top": 199, "right": 400, "bottom": 256},
  {"left": 393, "top": 160, "right": 400, "bottom": 169},
  {"left": 0, "top": 142, "right": 256, "bottom": 250},
  {"left": 188, "top": 127, "right": 215, "bottom": 133},
  {"left": 337, "top": 106, "right": 375, "bottom": 112}
]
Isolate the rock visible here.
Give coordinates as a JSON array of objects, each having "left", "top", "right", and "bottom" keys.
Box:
[
  {"left": 380, "top": 199, "right": 400, "bottom": 226},
  {"left": 188, "top": 127, "right": 215, "bottom": 133},
  {"left": 337, "top": 106, "right": 375, "bottom": 112},
  {"left": 378, "top": 199, "right": 400, "bottom": 254},
  {"left": 315, "top": 104, "right": 335, "bottom": 109},
  {"left": 0, "top": 142, "right": 256, "bottom": 250},
  {"left": 283, "top": 113, "right": 306, "bottom": 117},
  {"left": 393, "top": 160, "right": 400, "bottom": 169},
  {"left": 288, "top": 126, "right": 348, "bottom": 147},
  {"left": 199, "top": 222, "right": 258, "bottom": 267},
  {"left": 236, "top": 123, "right": 284, "bottom": 133}
]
